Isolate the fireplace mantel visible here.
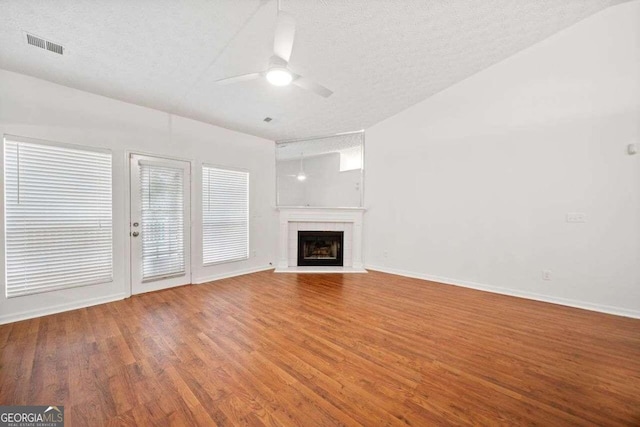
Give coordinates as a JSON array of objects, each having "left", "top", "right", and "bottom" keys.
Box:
[{"left": 276, "top": 207, "right": 366, "bottom": 273}]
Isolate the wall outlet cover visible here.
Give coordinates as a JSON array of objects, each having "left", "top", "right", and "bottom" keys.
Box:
[{"left": 566, "top": 213, "right": 587, "bottom": 223}]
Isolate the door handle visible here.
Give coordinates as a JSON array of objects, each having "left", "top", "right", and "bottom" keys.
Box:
[{"left": 132, "top": 231, "right": 140, "bottom": 237}]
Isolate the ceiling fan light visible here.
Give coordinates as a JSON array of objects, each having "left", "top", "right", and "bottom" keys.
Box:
[{"left": 266, "top": 68, "right": 293, "bottom": 86}]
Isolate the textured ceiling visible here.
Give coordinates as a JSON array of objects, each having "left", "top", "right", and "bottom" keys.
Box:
[{"left": 0, "top": 0, "right": 624, "bottom": 141}]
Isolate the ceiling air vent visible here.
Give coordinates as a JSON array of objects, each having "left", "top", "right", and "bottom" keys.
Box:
[
  {"left": 46, "top": 41, "right": 64, "bottom": 55},
  {"left": 26, "top": 34, "right": 46, "bottom": 49},
  {"left": 26, "top": 33, "right": 64, "bottom": 55}
]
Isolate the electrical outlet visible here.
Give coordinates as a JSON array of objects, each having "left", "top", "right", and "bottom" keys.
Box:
[
  {"left": 383, "top": 250, "right": 388, "bottom": 258},
  {"left": 252, "top": 250, "right": 257, "bottom": 257},
  {"left": 542, "top": 270, "right": 552, "bottom": 281},
  {"left": 566, "top": 213, "right": 586, "bottom": 223}
]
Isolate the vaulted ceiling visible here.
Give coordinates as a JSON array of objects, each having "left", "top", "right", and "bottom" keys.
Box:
[{"left": 0, "top": 1, "right": 623, "bottom": 141}]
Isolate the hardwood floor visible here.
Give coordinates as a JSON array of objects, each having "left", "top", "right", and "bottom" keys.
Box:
[{"left": 1, "top": 270, "right": 639, "bottom": 426}]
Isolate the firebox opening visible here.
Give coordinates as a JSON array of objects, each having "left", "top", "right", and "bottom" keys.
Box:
[{"left": 297, "top": 231, "right": 344, "bottom": 267}]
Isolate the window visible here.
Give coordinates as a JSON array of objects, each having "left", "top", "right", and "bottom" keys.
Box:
[
  {"left": 4, "top": 136, "right": 112, "bottom": 298},
  {"left": 202, "top": 166, "right": 249, "bottom": 265},
  {"left": 339, "top": 145, "right": 363, "bottom": 172}
]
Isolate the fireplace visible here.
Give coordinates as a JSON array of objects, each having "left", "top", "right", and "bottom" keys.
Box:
[
  {"left": 297, "top": 231, "right": 344, "bottom": 267},
  {"left": 276, "top": 208, "right": 365, "bottom": 272}
]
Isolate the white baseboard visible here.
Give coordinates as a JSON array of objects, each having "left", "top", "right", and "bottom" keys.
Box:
[
  {"left": 193, "top": 265, "right": 274, "bottom": 284},
  {"left": 0, "top": 292, "right": 128, "bottom": 325},
  {"left": 1, "top": 266, "right": 273, "bottom": 325},
  {"left": 5, "top": 266, "right": 635, "bottom": 324},
  {"left": 365, "top": 264, "right": 640, "bottom": 319}
]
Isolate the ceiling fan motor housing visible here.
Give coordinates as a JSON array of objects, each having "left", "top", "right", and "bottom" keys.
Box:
[{"left": 266, "top": 55, "right": 293, "bottom": 86}]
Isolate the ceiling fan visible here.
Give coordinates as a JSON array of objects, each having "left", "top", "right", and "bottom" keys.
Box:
[
  {"left": 215, "top": 0, "right": 333, "bottom": 98},
  {"left": 283, "top": 153, "right": 309, "bottom": 181}
]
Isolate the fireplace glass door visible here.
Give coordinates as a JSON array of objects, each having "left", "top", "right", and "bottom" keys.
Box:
[{"left": 297, "top": 231, "right": 344, "bottom": 266}]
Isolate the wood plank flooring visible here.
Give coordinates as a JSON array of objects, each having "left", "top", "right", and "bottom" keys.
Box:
[{"left": 1, "top": 270, "right": 639, "bottom": 426}]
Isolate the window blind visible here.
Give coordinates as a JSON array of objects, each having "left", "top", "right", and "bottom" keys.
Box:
[
  {"left": 139, "top": 162, "right": 185, "bottom": 281},
  {"left": 4, "top": 136, "right": 113, "bottom": 298},
  {"left": 202, "top": 166, "right": 249, "bottom": 265}
]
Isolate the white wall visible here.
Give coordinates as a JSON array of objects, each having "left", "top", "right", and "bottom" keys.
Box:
[
  {"left": 364, "top": 1, "right": 640, "bottom": 317},
  {"left": 0, "top": 69, "right": 277, "bottom": 324}
]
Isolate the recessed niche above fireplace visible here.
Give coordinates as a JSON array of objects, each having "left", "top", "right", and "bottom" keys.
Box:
[
  {"left": 276, "top": 132, "right": 364, "bottom": 208},
  {"left": 298, "top": 231, "right": 344, "bottom": 266}
]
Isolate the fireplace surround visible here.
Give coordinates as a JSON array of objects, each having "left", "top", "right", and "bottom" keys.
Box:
[{"left": 276, "top": 207, "right": 366, "bottom": 273}]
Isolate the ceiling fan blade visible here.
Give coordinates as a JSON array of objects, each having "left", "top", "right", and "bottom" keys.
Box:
[
  {"left": 292, "top": 76, "right": 333, "bottom": 98},
  {"left": 273, "top": 11, "right": 296, "bottom": 62},
  {"left": 215, "top": 72, "right": 262, "bottom": 85}
]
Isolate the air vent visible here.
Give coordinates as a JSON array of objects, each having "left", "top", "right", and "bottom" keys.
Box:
[
  {"left": 26, "top": 33, "right": 64, "bottom": 55},
  {"left": 263, "top": 117, "right": 273, "bottom": 123},
  {"left": 46, "top": 41, "right": 64, "bottom": 55},
  {"left": 26, "top": 34, "right": 46, "bottom": 49}
]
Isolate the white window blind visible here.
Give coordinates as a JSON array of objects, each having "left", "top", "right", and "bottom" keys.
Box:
[
  {"left": 202, "top": 166, "right": 249, "bottom": 265},
  {"left": 4, "top": 136, "right": 113, "bottom": 298},
  {"left": 139, "top": 162, "right": 185, "bottom": 280}
]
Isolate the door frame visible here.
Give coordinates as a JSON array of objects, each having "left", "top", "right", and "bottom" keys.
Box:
[{"left": 124, "top": 150, "right": 194, "bottom": 297}]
